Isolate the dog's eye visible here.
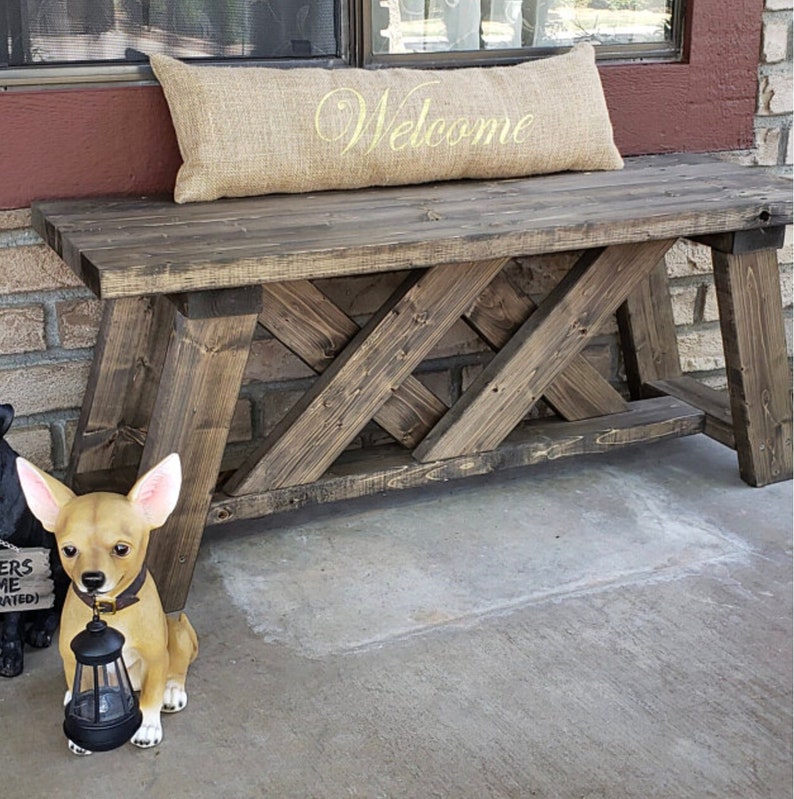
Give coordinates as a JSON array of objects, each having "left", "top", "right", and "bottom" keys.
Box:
[
  {"left": 113, "top": 543, "right": 131, "bottom": 557},
  {"left": 62, "top": 545, "right": 78, "bottom": 558}
]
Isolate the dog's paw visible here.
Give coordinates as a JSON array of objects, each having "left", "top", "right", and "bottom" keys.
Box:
[
  {"left": 162, "top": 680, "right": 188, "bottom": 713},
  {"left": 26, "top": 613, "right": 58, "bottom": 648},
  {"left": 26, "top": 626, "right": 54, "bottom": 649},
  {"left": 0, "top": 641, "right": 23, "bottom": 678},
  {"left": 68, "top": 740, "right": 93, "bottom": 756},
  {"left": 131, "top": 717, "right": 163, "bottom": 748}
]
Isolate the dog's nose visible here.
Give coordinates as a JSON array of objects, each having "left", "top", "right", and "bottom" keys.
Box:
[{"left": 81, "top": 571, "right": 106, "bottom": 593}]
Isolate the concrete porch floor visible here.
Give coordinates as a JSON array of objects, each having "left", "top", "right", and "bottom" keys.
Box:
[{"left": 2, "top": 434, "right": 792, "bottom": 798}]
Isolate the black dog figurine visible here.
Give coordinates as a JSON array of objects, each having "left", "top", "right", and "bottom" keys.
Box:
[{"left": 0, "top": 404, "right": 67, "bottom": 677}]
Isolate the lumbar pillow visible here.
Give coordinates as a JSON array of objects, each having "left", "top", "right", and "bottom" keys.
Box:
[{"left": 151, "top": 43, "right": 623, "bottom": 203}]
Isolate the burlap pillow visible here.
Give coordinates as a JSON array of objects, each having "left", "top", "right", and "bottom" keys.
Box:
[{"left": 151, "top": 43, "right": 622, "bottom": 203}]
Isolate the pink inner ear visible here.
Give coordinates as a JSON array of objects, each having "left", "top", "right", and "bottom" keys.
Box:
[
  {"left": 128, "top": 453, "right": 182, "bottom": 528},
  {"left": 16, "top": 458, "right": 65, "bottom": 532}
]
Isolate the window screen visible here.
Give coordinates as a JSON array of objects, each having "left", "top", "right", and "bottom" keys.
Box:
[{"left": 2, "top": 0, "right": 339, "bottom": 67}]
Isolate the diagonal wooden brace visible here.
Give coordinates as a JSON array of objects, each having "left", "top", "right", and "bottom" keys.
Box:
[
  {"left": 224, "top": 257, "right": 509, "bottom": 494},
  {"left": 414, "top": 239, "right": 676, "bottom": 462},
  {"left": 259, "top": 280, "right": 447, "bottom": 449},
  {"left": 464, "top": 273, "right": 628, "bottom": 420}
]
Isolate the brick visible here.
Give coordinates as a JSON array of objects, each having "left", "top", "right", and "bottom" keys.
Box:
[
  {"left": 0, "top": 305, "right": 46, "bottom": 354},
  {"left": 4, "top": 425, "right": 53, "bottom": 471},
  {"left": 669, "top": 284, "right": 698, "bottom": 325},
  {"left": 0, "top": 209, "right": 31, "bottom": 231},
  {"left": 314, "top": 272, "right": 409, "bottom": 317},
  {"left": 461, "top": 363, "right": 484, "bottom": 392},
  {"left": 56, "top": 298, "right": 102, "bottom": 349},
  {"left": 261, "top": 389, "right": 303, "bottom": 436},
  {"left": 0, "top": 244, "right": 83, "bottom": 294},
  {"left": 762, "top": 16, "right": 790, "bottom": 63},
  {"left": 228, "top": 399, "right": 253, "bottom": 443},
  {"left": 243, "top": 337, "right": 315, "bottom": 384},
  {"left": 508, "top": 253, "right": 578, "bottom": 298},
  {"left": 669, "top": 282, "right": 719, "bottom": 326},
  {"left": 428, "top": 318, "right": 490, "bottom": 359},
  {"left": 415, "top": 370, "right": 452, "bottom": 407},
  {"left": 677, "top": 327, "right": 726, "bottom": 373},
  {"left": 779, "top": 263, "right": 793, "bottom": 309},
  {"left": 699, "top": 372, "right": 729, "bottom": 391},
  {"left": 664, "top": 240, "right": 713, "bottom": 278},
  {"left": 781, "top": 226, "right": 794, "bottom": 265},
  {"left": 580, "top": 342, "right": 616, "bottom": 381},
  {"left": 754, "top": 125, "right": 783, "bottom": 165},
  {"left": 758, "top": 72, "right": 794, "bottom": 115},
  {"left": 0, "top": 361, "right": 91, "bottom": 416}
]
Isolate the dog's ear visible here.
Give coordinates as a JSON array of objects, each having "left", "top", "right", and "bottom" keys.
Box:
[
  {"left": 127, "top": 453, "right": 182, "bottom": 529},
  {"left": 16, "top": 458, "right": 76, "bottom": 532}
]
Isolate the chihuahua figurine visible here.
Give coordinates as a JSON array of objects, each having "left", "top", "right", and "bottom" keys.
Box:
[{"left": 16, "top": 453, "right": 198, "bottom": 754}]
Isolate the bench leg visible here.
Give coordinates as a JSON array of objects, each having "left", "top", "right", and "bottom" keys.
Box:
[
  {"left": 67, "top": 296, "right": 172, "bottom": 482},
  {"left": 140, "top": 292, "right": 260, "bottom": 612},
  {"left": 712, "top": 242, "right": 793, "bottom": 486},
  {"left": 616, "top": 257, "right": 682, "bottom": 398}
]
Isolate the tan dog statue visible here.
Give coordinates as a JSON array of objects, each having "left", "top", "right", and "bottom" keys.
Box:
[{"left": 16, "top": 453, "right": 198, "bottom": 755}]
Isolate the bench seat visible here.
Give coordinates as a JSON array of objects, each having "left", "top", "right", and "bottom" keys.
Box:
[{"left": 32, "top": 153, "right": 793, "bottom": 611}]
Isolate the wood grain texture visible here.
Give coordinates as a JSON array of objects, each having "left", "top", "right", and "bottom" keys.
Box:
[
  {"left": 415, "top": 240, "right": 676, "bottom": 462},
  {"left": 647, "top": 376, "right": 735, "bottom": 448},
  {"left": 712, "top": 247, "right": 793, "bottom": 486},
  {"left": 617, "top": 258, "right": 682, "bottom": 399},
  {"left": 464, "top": 273, "right": 628, "bottom": 420},
  {"left": 66, "top": 295, "right": 172, "bottom": 481},
  {"left": 260, "top": 280, "right": 446, "bottom": 448},
  {"left": 208, "top": 397, "right": 705, "bottom": 524},
  {"left": 30, "top": 155, "right": 792, "bottom": 299},
  {"left": 224, "top": 258, "right": 507, "bottom": 495},
  {"left": 140, "top": 310, "right": 259, "bottom": 611}
]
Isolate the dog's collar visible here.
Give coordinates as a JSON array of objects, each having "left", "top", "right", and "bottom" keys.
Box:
[{"left": 73, "top": 565, "right": 148, "bottom": 614}]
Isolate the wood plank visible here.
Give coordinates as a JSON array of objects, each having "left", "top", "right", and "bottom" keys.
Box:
[
  {"left": 139, "top": 310, "right": 260, "bottom": 612},
  {"left": 712, "top": 247, "right": 793, "bottom": 486},
  {"left": 31, "top": 154, "right": 748, "bottom": 238},
  {"left": 415, "top": 239, "right": 676, "bottom": 462},
  {"left": 260, "top": 280, "right": 446, "bottom": 448},
  {"left": 30, "top": 155, "right": 792, "bottom": 299},
  {"left": 647, "top": 376, "right": 735, "bottom": 448},
  {"left": 693, "top": 226, "right": 787, "bottom": 255},
  {"left": 617, "top": 257, "right": 682, "bottom": 399},
  {"left": 29, "top": 154, "right": 769, "bottom": 244},
  {"left": 66, "top": 295, "right": 172, "bottom": 481},
  {"left": 224, "top": 258, "right": 508, "bottom": 495},
  {"left": 207, "top": 397, "right": 705, "bottom": 524},
  {"left": 464, "top": 273, "right": 628, "bottom": 419}
]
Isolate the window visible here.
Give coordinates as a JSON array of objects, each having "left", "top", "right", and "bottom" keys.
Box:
[
  {"left": 367, "top": 0, "right": 682, "bottom": 65},
  {"left": 2, "top": 0, "right": 682, "bottom": 87}
]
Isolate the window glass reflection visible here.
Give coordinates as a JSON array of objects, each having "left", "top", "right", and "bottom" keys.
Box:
[{"left": 372, "top": 0, "right": 674, "bottom": 54}]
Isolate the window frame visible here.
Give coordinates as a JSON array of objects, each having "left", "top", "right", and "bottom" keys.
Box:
[
  {"left": 1, "top": 0, "right": 352, "bottom": 90},
  {"left": 1, "top": 0, "right": 685, "bottom": 90},
  {"left": 361, "top": 0, "right": 687, "bottom": 69}
]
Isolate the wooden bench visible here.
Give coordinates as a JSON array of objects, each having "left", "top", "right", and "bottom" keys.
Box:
[{"left": 31, "top": 153, "right": 793, "bottom": 612}]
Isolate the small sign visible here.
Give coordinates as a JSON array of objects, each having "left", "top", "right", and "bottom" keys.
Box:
[{"left": 0, "top": 547, "right": 54, "bottom": 612}]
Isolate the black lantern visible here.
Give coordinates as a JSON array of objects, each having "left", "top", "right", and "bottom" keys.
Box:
[{"left": 63, "top": 612, "right": 142, "bottom": 752}]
